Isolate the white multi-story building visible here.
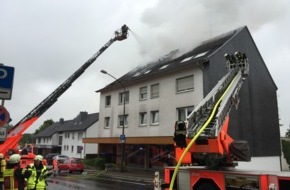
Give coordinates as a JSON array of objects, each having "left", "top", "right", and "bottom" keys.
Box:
[
  {"left": 84, "top": 26, "right": 281, "bottom": 171},
  {"left": 34, "top": 112, "right": 98, "bottom": 159}
]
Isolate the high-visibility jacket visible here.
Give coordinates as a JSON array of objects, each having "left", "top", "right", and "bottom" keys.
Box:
[
  {"left": 27, "top": 165, "right": 47, "bottom": 190},
  {"left": 0, "top": 158, "right": 6, "bottom": 182},
  {"left": 3, "top": 166, "right": 29, "bottom": 190},
  {"left": 52, "top": 159, "right": 58, "bottom": 171}
]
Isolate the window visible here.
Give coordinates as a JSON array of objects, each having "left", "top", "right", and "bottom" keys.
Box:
[
  {"left": 139, "top": 86, "right": 147, "bottom": 100},
  {"left": 105, "top": 95, "right": 111, "bottom": 107},
  {"left": 139, "top": 112, "right": 147, "bottom": 126},
  {"left": 72, "top": 132, "right": 74, "bottom": 139},
  {"left": 58, "top": 136, "right": 63, "bottom": 145},
  {"left": 77, "top": 132, "right": 83, "bottom": 140},
  {"left": 151, "top": 111, "right": 159, "bottom": 125},
  {"left": 65, "top": 133, "right": 70, "bottom": 138},
  {"left": 151, "top": 84, "right": 159, "bottom": 99},
  {"left": 119, "top": 91, "right": 129, "bottom": 104},
  {"left": 71, "top": 145, "right": 74, "bottom": 153},
  {"left": 118, "top": 115, "right": 128, "bottom": 127},
  {"left": 159, "top": 64, "right": 169, "bottom": 70},
  {"left": 177, "top": 106, "right": 194, "bottom": 121},
  {"left": 176, "top": 75, "right": 194, "bottom": 92},
  {"left": 104, "top": 117, "right": 110, "bottom": 128},
  {"left": 37, "top": 138, "right": 41, "bottom": 143}
]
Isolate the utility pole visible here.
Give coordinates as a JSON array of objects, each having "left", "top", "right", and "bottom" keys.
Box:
[{"left": 101, "top": 70, "right": 126, "bottom": 172}]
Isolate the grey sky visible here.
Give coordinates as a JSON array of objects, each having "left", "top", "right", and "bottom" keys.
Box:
[{"left": 1, "top": 0, "right": 289, "bottom": 136}]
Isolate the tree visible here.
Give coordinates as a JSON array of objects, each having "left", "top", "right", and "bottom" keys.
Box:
[
  {"left": 34, "top": 119, "right": 54, "bottom": 135},
  {"left": 281, "top": 140, "right": 290, "bottom": 167},
  {"left": 19, "top": 133, "right": 33, "bottom": 148}
]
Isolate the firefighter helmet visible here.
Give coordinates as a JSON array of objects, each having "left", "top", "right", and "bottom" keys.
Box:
[
  {"left": 8, "top": 154, "right": 21, "bottom": 164},
  {"left": 0, "top": 153, "right": 4, "bottom": 159},
  {"left": 34, "top": 155, "right": 43, "bottom": 161}
]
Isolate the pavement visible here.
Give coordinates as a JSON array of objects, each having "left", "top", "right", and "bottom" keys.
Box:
[{"left": 83, "top": 167, "right": 164, "bottom": 184}]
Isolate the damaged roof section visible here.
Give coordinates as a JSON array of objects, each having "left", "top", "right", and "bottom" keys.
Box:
[{"left": 98, "top": 26, "right": 244, "bottom": 92}]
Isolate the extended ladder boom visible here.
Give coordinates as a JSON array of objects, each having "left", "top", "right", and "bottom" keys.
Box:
[
  {"left": 173, "top": 52, "right": 250, "bottom": 167},
  {"left": 1, "top": 25, "right": 129, "bottom": 155},
  {"left": 186, "top": 52, "right": 248, "bottom": 139}
]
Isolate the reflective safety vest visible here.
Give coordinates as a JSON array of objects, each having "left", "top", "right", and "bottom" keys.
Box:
[
  {"left": 27, "top": 165, "right": 47, "bottom": 190},
  {"left": 3, "top": 168, "right": 19, "bottom": 190},
  {"left": 0, "top": 158, "right": 6, "bottom": 182}
]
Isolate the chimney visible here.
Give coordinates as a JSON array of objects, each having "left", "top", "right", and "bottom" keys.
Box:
[
  {"left": 59, "top": 118, "right": 64, "bottom": 124},
  {"left": 79, "top": 111, "right": 88, "bottom": 122}
]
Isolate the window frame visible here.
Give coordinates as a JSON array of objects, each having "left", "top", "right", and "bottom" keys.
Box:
[
  {"left": 177, "top": 106, "right": 194, "bottom": 121},
  {"left": 139, "top": 112, "right": 147, "bottom": 126},
  {"left": 150, "top": 110, "right": 159, "bottom": 126},
  {"left": 104, "top": 117, "right": 110, "bottom": 128},
  {"left": 176, "top": 75, "right": 194, "bottom": 93},
  {"left": 118, "top": 114, "right": 128, "bottom": 128},
  {"left": 150, "top": 83, "right": 159, "bottom": 99},
  {"left": 119, "top": 91, "right": 129, "bottom": 105},
  {"left": 139, "top": 86, "right": 148, "bottom": 101},
  {"left": 105, "top": 95, "right": 111, "bottom": 107}
]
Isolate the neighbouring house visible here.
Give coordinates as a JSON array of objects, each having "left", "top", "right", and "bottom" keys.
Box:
[
  {"left": 34, "top": 111, "right": 99, "bottom": 158},
  {"left": 83, "top": 26, "right": 281, "bottom": 171}
]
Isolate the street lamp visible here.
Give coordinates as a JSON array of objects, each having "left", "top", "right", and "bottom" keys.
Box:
[{"left": 101, "top": 69, "right": 126, "bottom": 172}]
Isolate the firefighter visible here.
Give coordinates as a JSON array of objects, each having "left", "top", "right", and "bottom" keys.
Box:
[
  {"left": 52, "top": 158, "right": 58, "bottom": 176},
  {"left": 0, "top": 153, "right": 6, "bottom": 190},
  {"left": 3, "top": 154, "right": 31, "bottom": 190},
  {"left": 27, "top": 155, "right": 52, "bottom": 190}
]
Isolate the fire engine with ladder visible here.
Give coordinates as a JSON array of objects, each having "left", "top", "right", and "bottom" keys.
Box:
[
  {"left": 153, "top": 52, "right": 290, "bottom": 190},
  {"left": 0, "top": 24, "right": 129, "bottom": 167}
]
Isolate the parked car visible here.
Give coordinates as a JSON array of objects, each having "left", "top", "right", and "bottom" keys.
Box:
[
  {"left": 58, "top": 157, "right": 84, "bottom": 173},
  {"left": 45, "top": 153, "right": 60, "bottom": 165},
  {"left": 52, "top": 155, "right": 69, "bottom": 164}
]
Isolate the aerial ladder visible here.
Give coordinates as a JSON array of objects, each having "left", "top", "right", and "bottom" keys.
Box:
[
  {"left": 159, "top": 52, "right": 254, "bottom": 190},
  {"left": 173, "top": 52, "right": 250, "bottom": 168},
  {"left": 0, "top": 25, "right": 129, "bottom": 159}
]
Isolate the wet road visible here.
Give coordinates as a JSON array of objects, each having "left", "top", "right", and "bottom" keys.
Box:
[{"left": 46, "top": 174, "right": 153, "bottom": 190}]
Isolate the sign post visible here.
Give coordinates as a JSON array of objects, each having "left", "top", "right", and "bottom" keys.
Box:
[{"left": 0, "top": 128, "right": 6, "bottom": 142}]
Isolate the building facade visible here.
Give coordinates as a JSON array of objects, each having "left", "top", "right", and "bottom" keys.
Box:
[
  {"left": 34, "top": 112, "right": 99, "bottom": 158},
  {"left": 83, "top": 26, "right": 281, "bottom": 171}
]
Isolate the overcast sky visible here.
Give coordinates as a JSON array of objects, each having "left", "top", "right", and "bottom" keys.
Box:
[{"left": 1, "top": 0, "right": 289, "bottom": 136}]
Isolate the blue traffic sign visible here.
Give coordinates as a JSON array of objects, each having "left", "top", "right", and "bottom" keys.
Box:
[
  {"left": 120, "top": 134, "right": 126, "bottom": 143},
  {"left": 0, "top": 65, "right": 15, "bottom": 99},
  {"left": 120, "top": 134, "right": 126, "bottom": 140}
]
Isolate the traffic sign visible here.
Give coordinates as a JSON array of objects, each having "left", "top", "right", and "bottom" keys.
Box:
[
  {"left": 0, "top": 105, "right": 10, "bottom": 127},
  {"left": 0, "top": 65, "right": 15, "bottom": 100},
  {"left": 120, "top": 134, "right": 126, "bottom": 143}
]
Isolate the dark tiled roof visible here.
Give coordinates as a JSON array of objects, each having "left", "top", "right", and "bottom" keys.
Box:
[
  {"left": 97, "top": 26, "right": 245, "bottom": 92},
  {"left": 34, "top": 112, "right": 99, "bottom": 138}
]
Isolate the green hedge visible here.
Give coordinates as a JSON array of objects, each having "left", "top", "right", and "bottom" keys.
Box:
[
  {"left": 281, "top": 139, "right": 290, "bottom": 166},
  {"left": 83, "top": 157, "right": 105, "bottom": 170}
]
